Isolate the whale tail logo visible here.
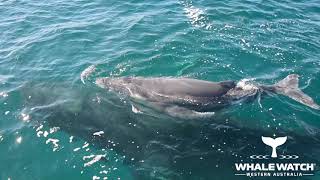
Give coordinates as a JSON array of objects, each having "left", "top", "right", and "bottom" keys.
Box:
[{"left": 262, "top": 136, "right": 287, "bottom": 158}]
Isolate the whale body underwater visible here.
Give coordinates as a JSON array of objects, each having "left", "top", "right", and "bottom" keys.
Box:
[
  {"left": 19, "top": 75, "right": 320, "bottom": 179},
  {"left": 95, "top": 74, "right": 319, "bottom": 117}
]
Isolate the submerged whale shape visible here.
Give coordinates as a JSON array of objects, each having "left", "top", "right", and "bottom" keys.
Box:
[
  {"left": 95, "top": 74, "right": 319, "bottom": 117},
  {"left": 19, "top": 81, "right": 320, "bottom": 179}
]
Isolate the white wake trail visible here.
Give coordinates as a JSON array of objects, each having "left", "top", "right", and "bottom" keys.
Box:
[{"left": 80, "top": 65, "right": 96, "bottom": 84}]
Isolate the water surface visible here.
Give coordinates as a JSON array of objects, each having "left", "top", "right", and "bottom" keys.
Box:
[{"left": 0, "top": 0, "right": 320, "bottom": 179}]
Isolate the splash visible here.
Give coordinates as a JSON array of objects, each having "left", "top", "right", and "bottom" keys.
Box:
[
  {"left": 236, "top": 78, "right": 264, "bottom": 108},
  {"left": 81, "top": 65, "right": 96, "bottom": 84},
  {"left": 236, "top": 78, "right": 258, "bottom": 91}
]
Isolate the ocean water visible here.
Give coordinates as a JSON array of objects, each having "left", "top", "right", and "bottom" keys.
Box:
[{"left": 1, "top": 0, "right": 320, "bottom": 179}]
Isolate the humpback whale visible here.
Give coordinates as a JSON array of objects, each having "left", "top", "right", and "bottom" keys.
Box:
[
  {"left": 95, "top": 74, "right": 319, "bottom": 117},
  {"left": 18, "top": 79, "right": 320, "bottom": 179}
]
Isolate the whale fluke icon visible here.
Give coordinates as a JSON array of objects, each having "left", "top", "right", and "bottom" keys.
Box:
[{"left": 262, "top": 136, "right": 287, "bottom": 158}]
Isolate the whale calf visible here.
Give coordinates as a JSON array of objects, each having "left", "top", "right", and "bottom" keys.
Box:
[{"left": 95, "top": 74, "right": 319, "bottom": 117}]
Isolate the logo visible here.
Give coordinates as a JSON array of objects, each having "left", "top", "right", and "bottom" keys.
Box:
[
  {"left": 234, "top": 136, "right": 316, "bottom": 177},
  {"left": 261, "top": 136, "right": 287, "bottom": 158}
]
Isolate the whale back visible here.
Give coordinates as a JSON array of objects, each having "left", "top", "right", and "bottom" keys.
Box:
[
  {"left": 96, "top": 77, "right": 236, "bottom": 100},
  {"left": 130, "top": 77, "right": 235, "bottom": 98}
]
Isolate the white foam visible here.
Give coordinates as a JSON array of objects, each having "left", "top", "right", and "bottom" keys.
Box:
[
  {"left": 82, "top": 142, "right": 89, "bottom": 148},
  {"left": 81, "top": 65, "right": 96, "bottom": 84},
  {"left": 37, "top": 131, "right": 43, "bottom": 137},
  {"left": 43, "top": 131, "right": 49, "bottom": 137},
  {"left": 236, "top": 79, "right": 258, "bottom": 90},
  {"left": 46, "top": 138, "right": 59, "bottom": 151},
  {"left": 194, "top": 111, "right": 215, "bottom": 115},
  {"left": 36, "top": 125, "right": 43, "bottom": 131},
  {"left": 93, "top": 176, "right": 100, "bottom": 180},
  {"left": 0, "top": 92, "right": 8, "bottom": 97},
  {"left": 49, "top": 127, "right": 60, "bottom": 134},
  {"left": 84, "top": 154, "right": 106, "bottom": 167},
  {"left": 16, "top": 136, "right": 22, "bottom": 144},
  {"left": 93, "top": 131, "right": 104, "bottom": 136},
  {"left": 69, "top": 136, "right": 74, "bottom": 143},
  {"left": 83, "top": 155, "right": 95, "bottom": 160},
  {"left": 20, "top": 113, "right": 30, "bottom": 121},
  {"left": 131, "top": 105, "right": 142, "bottom": 114}
]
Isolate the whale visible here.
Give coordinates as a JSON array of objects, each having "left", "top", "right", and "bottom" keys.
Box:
[
  {"left": 95, "top": 74, "right": 320, "bottom": 118},
  {"left": 18, "top": 80, "right": 320, "bottom": 179}
]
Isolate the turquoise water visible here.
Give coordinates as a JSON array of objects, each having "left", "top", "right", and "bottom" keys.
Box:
[{"left": 1, "top": 0, "right": 320, "bottom": 179}]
